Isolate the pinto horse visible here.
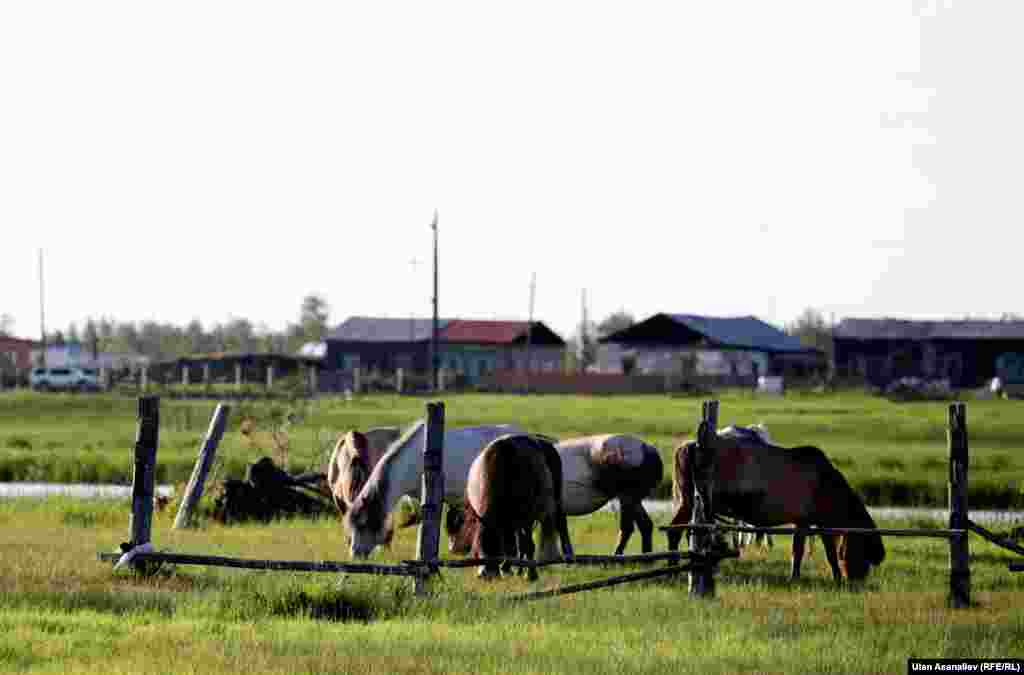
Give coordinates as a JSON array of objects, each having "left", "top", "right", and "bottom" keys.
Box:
[
  {"left": 666, "top": 428, "right": 884, "bottom": 583},
  {"left": 446, "top": 434, "right": 663, "bottom": 557},
  {"left": 445, "top": 434, "right": 574, "bottom": 580}
]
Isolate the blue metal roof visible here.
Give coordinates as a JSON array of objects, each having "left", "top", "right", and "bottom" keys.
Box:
[
  {"left": 327, "top": 317, "right": 453, "bottom": 343},
  {"left": 667, "top": 314, "right": 810, "bottom": 353}
]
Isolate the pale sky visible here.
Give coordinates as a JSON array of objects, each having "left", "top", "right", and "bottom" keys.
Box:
[{"left": 2, "top": 1, "right": 1018, "bottom": 343}]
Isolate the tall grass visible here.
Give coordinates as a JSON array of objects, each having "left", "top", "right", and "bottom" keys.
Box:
[{"left": 2, "top": 390, "right": 1024, "bottom": 507}]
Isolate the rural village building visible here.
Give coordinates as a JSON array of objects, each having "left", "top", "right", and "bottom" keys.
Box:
[
  {"left": 0, "top": 335, "right": 40, "bottom": 379},
  {"left": 833, "top": 318, "right": 1024, "bottom": 388},
  {"left": 151, "top": 352, "right": 321, "bottom": 385},
  {"left": 596, "top": 313, "right": 825, "bottom": 379},
  {"left": 323, "top": 316, "right": 565, "bottom": 386}
]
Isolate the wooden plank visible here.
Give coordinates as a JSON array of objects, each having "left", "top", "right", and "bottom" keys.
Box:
[
  {"left": 97, "top": 551, "right": 417, "bottom": 576},
  {"left": 173, "top": 403, "right": 231, "bottom": 529},
  {"left": 690, "top": 399, "right": 717, "bottom": 598},
  {"left": 948, "top": 402, "right": 970, "bottom": 608},
  {"left": 129, "top": 396, "right": 159, "bottom": 556},
  {"left": 409, "top": 551, "right": 703, "bottom": 570},
  {"left": 661, "top": 524, "right": 966, "bottom": 539},
  {"left": 414, "top": 401, "right": 445, "bottom": 595},
  {"left": 506, "top": 565, "right": 693, "bottom": 603},
  {"left": 966, "top": 520, "right": 1024, "bottom": 556}
]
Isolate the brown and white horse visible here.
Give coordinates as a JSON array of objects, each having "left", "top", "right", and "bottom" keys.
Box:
[
  {"left": 666, "top": 427, "right": 885, "bottom": 583},
  {"left": 445, "top": 434, "right": 574, "bottom": 580},
  {"left": 326, "top": 427, "right": 402, "bottom": 518}
]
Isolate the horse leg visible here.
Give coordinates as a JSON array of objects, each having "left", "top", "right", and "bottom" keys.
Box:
[
  {"left": 477, "top": 522, "right": 502, "bottom": 580},
  {"left": 666, "top": 503, "right": 689, "bottom": 552},
  {"left": 614, "top": 499, "right": 637, "bottom": 555},
  {"left": 635, "top": 503, "right": 655, "bottom": 555},
  {"left": 500, "top": 528, "right": 518, "bottom": 575},
  {"left": 790, "top": 531, "right": 806, "bottom": 581},
  {"left": 537, "top": 516, "right": 560, "bottom": 563},
  {"left": 519, "top": 527, "right": 538, "bottom": 582},
  {"left": 821, "top": 533, "right": 842, "bottom": 584}
]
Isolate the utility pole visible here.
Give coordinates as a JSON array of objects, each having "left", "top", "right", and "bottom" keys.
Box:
[
  {"left": 524, "top": 272, "right": 536, "bottom": 393},
  {"left": 409, "top": 258, "right": 421, "bottom": 344},
  {"left": 430, "top": 210, "right": 440, "bottom": 392},
  {"left": 38, "top": 248, "right": 46, "bottom": 367},
  {"left": 578, "top": 288, "right": 589, "bottom": 373}
]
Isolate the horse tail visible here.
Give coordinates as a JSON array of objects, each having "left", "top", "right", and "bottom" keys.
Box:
[
  {"left": 640, "top": 442, "right": 665, "bottom": 498},
  {"left": 672, "top": 441, "right": 696, "bottom": 518},
  {"left": 534, "top": 435, "right": 574, "bottom": 558}
]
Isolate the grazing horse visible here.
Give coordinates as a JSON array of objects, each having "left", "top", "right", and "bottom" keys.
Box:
[
  {"left": 445, "top": 433, "right": 663, "bottom": 556},
  {"left": 445, "top": 434, "right": 574, "bottom": 580},
  {"left": 666, "top": 428, "right": 884, "bottom": 583},
  {"left": 345, "top": 421, "right": 523, "bottom": 558}
]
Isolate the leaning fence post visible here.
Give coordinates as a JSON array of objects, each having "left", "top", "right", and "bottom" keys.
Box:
[
  {"left": 948, "top": 401, "right": 970, "bottom": 608},
  {"left": 173, "top": 403, "right": 231, "bottom": 529},
  {"left": 414, "top": 401, "right": 445, "bottom": 596},
  {"left": 128, "top": 396, "right": 160, "bottom": 564},
  {"left": 689, "top": 399, "right": 718, "bottom": 598}
]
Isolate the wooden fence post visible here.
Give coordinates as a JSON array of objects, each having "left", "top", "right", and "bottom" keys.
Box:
[
  {"left": 173, "top": 403, "right": 231, "bottom": 529},
  {"left": 266, "top": 364, "right": 274, "bottom": 390},
  {"left": 689, "top": 399, "right": 718, "bottom": 598},
  {"left": 235, "top": 363, "right": 243, "bottom": 391},
  {"left": 182, "top": 366, "right": 189, "bottom": 387},
  {"left": 396, "top": 368, "right": 404, "bottom": 394},
  {"left": 140, "top": 366, "right": 148, "bottom": 393},
  {"left": 414, "top": 401, "right": 445, "bottom": 596},
  {"left": 129, "top": 396, "right": 160, "bottom": 560},
  {"left": 353, "top": 367, "right": 361, "bottom": 394},
  {"left": 948, "top": 401, "right": 971, "bottom": 608}
]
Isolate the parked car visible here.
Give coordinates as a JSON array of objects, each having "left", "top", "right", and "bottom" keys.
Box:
[{"left": 30, "top": 367, "right": 102, "bottom": 392}]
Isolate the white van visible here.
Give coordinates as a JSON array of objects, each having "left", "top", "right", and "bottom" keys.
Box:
[{"left": 30, "top": 367, "right": 102, "bottom": 392}]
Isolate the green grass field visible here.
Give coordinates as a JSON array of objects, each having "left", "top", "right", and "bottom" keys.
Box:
[
  {"left": 1, "top": 495, "right": 1022, "bottom": 674},
  {"left": 2, "top": 390, "right": 1023, "bottom": 507}
]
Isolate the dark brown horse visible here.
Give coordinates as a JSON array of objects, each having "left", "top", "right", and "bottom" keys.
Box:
[
  {"left": 446, "top": 434, "right": 574, "bottom": 580},
  {"left": 666, "top": 431, "right": 885, "bottom": 583}
]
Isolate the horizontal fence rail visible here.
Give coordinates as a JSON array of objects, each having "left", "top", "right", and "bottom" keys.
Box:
[
  {"left": 661, "top": 523, "right": 968, "bottom": 539},
  {"left": 506, "top": 564, "right": 695, "bottom": 603},
  {"left": 97, "top": 551, "right": 420, "bottom": 577},
  {"left": 402, "top": 550, "right": 730, "bottom": 570},
  {"left": 966, "top": 520, "right": 1024, "bottom": 556}
]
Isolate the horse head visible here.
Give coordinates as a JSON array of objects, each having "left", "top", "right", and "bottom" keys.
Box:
[
  {"left": 344, "top": 487, "right": 393, "bottom": 558},
  {"left": 837, "top": 531, "right": 886, "bottom": 580},
  {"left": 331, "top": 431, "right": 372, "bottom": 508}
]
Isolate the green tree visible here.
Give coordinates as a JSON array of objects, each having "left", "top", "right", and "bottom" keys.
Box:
[
  {"left": 596, "top": 310, "right": 634, "bottom": 339},
  {"left": 299, "top": 294, "right": 330, "bottom": 343},
  {"left": 785, "top": 308, "right": 834, "bottom": 360}
]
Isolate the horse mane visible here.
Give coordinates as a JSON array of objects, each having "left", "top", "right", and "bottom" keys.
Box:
[
  {"left": 720, "top": 424, "right": 772, "bottom": 446},
  {"left": 588, "top": 435, "right": 663, "bottom": 499},
  {"left": 360, "top": 419, "right": 426, "bottom": 503}
]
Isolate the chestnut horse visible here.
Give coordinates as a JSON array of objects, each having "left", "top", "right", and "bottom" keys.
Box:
[
  {"left": 446, "top": 434, "right": 574, "bottom": 580},
  {"left": 666, "top": 428, "right": 884, "bottom": 583},
  {"left": 326, "top": 427, "right": 402, "bottom": 518}
]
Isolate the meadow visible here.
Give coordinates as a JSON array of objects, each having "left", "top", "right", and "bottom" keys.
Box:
[
  {"left": 2, "top": 389, "right": 1024, "bottom": 508},
  {"left": 1, "top": 390, "right": 1023, "bottom": 673},
  {"left": 1, "top": 494, "right": 1023, "bottom": 674}
]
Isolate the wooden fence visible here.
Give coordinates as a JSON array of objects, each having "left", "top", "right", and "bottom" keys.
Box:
[
  {"left": 100, "top": 396, "right": 1022, "bottom": 604},
  {"left": 99, "top": 397, "right": 714, "bottom": 600}
]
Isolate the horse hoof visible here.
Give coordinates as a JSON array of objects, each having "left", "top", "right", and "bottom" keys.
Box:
[{"left": 477, "top": 566, "right": 500, "bottom": 580}]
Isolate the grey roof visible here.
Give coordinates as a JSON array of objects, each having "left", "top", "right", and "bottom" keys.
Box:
[
  {"left": 835, "top": 318, "right": 1024, "bottom": 341},
  {"left": 327, "top": 317, "right": 453, "bottom": 343},
  {"left": 668, "top": 314, "right": 811, "bottom": 353}
]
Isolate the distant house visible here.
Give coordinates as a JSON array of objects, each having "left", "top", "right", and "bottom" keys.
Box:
[
  {"left": 833, "top": 318, "right": 1024, "bottom": 387},
  {"left": 597, "top": 313, "right": 824, "bottom": 378},
  {"left": 0, "top": 336, "right": 40, "bottom": 377},
  {"left": 324, "top": 316, "right": 565, "bottom": 385},
  {"left": 150, "top": 352, "right": 322, "bottom": 385}
]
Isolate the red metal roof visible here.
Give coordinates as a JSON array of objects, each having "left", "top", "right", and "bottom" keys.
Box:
[{"left": 439, "top": 320, "right": 530, "bottom": 344}]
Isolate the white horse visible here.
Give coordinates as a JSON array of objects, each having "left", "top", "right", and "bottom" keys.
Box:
[{"left": 345, "top": 420, "right": 523, "bottom": 558}]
